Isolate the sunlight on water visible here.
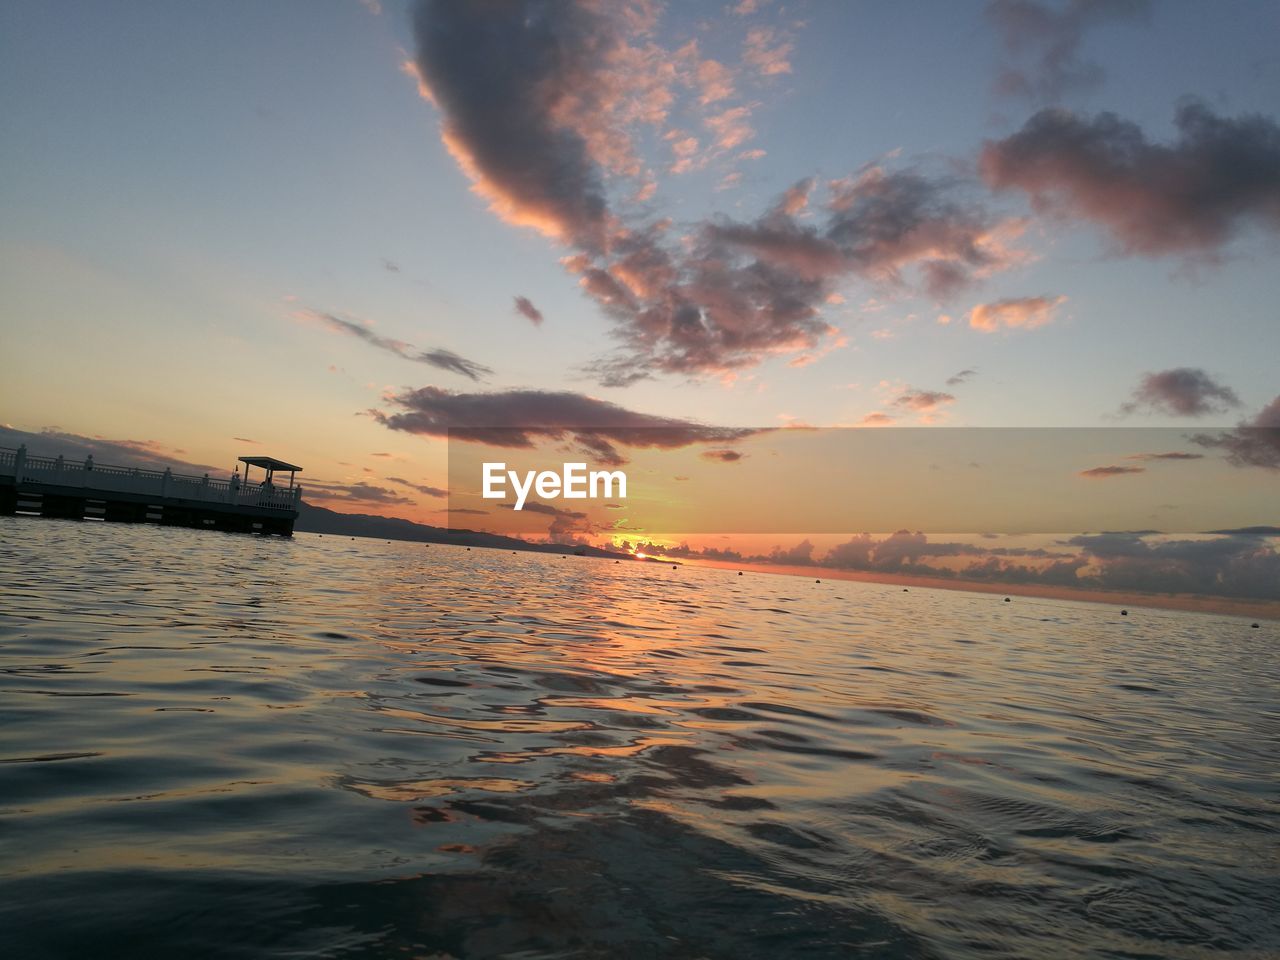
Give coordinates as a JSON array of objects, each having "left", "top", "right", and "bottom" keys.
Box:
[{"left": 0, "top": 518, "right": 1276, "bottom": 958}]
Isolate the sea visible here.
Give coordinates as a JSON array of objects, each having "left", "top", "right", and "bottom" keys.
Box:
[{"left": 0, "top": 517, "right": 1276, "bottom": 959}]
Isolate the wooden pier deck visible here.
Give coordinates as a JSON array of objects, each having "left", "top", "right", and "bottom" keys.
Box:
[{"left": 0, "top": 446, "right": 301, "bottom": 536}]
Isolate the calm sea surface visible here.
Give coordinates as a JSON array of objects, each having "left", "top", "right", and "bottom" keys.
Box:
[{"left": 1, "top": 517, "right": 1276, "bottom": 959}]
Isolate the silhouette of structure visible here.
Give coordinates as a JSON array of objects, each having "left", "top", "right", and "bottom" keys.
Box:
[{"left": 0, "top": 446, "right": 302, "bottom": 535}]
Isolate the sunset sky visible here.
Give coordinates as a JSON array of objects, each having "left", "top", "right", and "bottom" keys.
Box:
[{"left": 2, "top": 0, "right": 1278, "bottom": 556}]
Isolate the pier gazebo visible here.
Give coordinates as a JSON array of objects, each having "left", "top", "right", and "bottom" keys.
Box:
[{"left": 238, "top": 455, "right": 302, "bottom": 492}]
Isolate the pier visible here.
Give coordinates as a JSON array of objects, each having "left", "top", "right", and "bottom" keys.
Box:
[{"left": 0, "top": 446, "right": 303, "bottom": 535}]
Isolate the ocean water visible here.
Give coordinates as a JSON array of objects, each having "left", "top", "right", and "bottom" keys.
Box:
[{"left": 0, "top": 518, "right": 1276, "bottom": 960}]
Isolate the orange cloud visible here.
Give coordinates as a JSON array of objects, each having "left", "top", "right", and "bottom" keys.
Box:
[{"left": 968, "top": 295, "right": 1066, "bottom": 332}]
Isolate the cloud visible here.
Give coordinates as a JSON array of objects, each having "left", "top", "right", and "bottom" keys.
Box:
[
  {"left": 1124, "top": 451, "right": 1204, "bottom": 462},
  {"left": 372, "top": 386, "right": 763, "bottom": 465},
  {"left": 300, "top": 479, "right": 416, "bottom": 506},
  {"left": 1066, "top": 531, "right": 1280, "bottom": 599},
  {"left": 298, "top": 308, "right": 492, "bottom": 381},
  {"left": 981, "top": 102, "right": 1280, "bottom": 257},
  {"left": 1191, "top": 395, "right": 1280, "bottom": 470},
  {"left": 1204, "top": 526, "right": 1280, "bottom": 537},
  {"left": 409, "top": 0, "right": 624, "bottom": 248},
  {"left": 894, "top": 389, "right": 955, "bottom": 412},
  {"left": 968, "top": 295, "right": 1064, "bottom": 332},
  {"left": 513, "top": 296, "right": 545, "bottom": 326},
  {"left": 742, "top": 27, "right": 793, "bottom": 77},
  {"left": 1120, "top": 368, "right": 1241, "bottom": 418},
  {"left": 859, "top": 412, "right": 895, "bottom": 427},
  {"left": 701, "top": 448, "right": 745, "bottom": 462},
  {"left": 1079, "top": 465, "right": 1145, "bottom": 478},
  {"left": 0, "top": 425, "right": 222, "bottom": 475},
  {"left": 695, "top": 58, "right": 734, "bottom": 105},
  {"left": 387, "top": 476, "right": 448, "bottom": 498},
  {"left": 704, "top": 105, "right": 755, "bottom": 151},
  {"left": 946, "top": 368, "right": 977, "bottom": 387},
  {"left": 677, "top": 528, "right": 1280, "bottom": 600},
  {"left": 409, "top": 2, "right": 1020, "bottom": 384},
  {"left": 583, "top": 171, "right": 1025, "bottom": 384},
  {"left": 506, "top": 500, "right": 587, "bottom": 519},
  {"left": 985, "top": 0, "right": 1150, "bottom": 102},
  {"left": 233, "top": 436, "right": 260, "bottom": 444}
]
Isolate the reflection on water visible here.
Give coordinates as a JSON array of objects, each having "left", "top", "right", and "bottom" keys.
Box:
[{"left": 0, "top": 517, "right": 1276, "bottom": 958}]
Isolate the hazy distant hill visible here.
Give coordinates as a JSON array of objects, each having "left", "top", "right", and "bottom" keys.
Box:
[{"left": 295, "top": 501, "right": 637, "bottom": 560}]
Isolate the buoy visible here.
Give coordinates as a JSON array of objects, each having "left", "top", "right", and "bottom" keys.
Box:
[
  {"left": 1121, "top": 610, "right": 1128, "bottom": 616},
  {"left": 672, "top": 564, "right": 677, "bottom": 570},
  {"left": 1251, "top": 623, "right": 1260, "bottom": 628},
  {"left": 1004, "top": 597, "right": 1010, "bottom": 602},
  {"left": 903, "top": 588, "right": 908, "bottom": 592},
  {"left": 738, "top": 571, "right": 743, "bottom": 576}
]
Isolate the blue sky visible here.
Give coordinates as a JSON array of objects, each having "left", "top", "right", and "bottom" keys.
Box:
[{"left": 2, "top": 0, "right": 1278, "bottom": 523}]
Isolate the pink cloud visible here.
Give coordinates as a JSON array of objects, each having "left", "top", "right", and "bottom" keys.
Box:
[{"left": 968, "top": 295, "right": 1065, "bottom": 332}]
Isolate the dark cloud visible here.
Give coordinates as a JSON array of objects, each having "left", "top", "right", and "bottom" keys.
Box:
[
  {"left": 946, "top": 368, "right": 977, "bottom": 387},
  {"left": 982, "top": 102, "right": 1280, "bottom": 257},
  {"left": 1120, "top": 368, "right": 1241, "bottom": 418},
  {"left": 1079, "top": 465, "right": 1145, "bottom": 478},
  {"left": 418, "top": 349, "right": 493, "bottom": 381},
  {"left": 583, "top": 172, "right": 1022, "bottom": 382},
  {"left": 986, "top": 0, "right": 1150, "bottom": 102},
  {"left": 303, "top": 479, "right": 415, "bottom": 506},
  {"left": 894, "top": 389, "right": 955, "bottom": 412},
  {"left": 675, "top": 528, "right": 1279, "bottom": 600},
  {"left": 514, "top": 296, "right": 545, "bottom": 326},
  {"left": 301, "top": 309, "right": 492, "bottom": 381},
  {"left": 372, "top": 386, "right": 763, "bottom": 465},
  {"left": 1190, "top": 395, "right": 1280, "bottom": 470},
  {"left": 504, "top": 500, "right": 597, "bottom": 544},
  {"left": 387, "top": 477, "right": 448, "bottom": 498},
  {"left": 410, "top": 3, "right": 1024, "bottom": 383},
  {"left": 509, "top": 501, "right": 586, "bottom": 518},
  {"left": 577, "top": 209, "right": 844, "bottom": 384},
  {"left": 1124, "top": 451, "right": 1204, "bottom": 462},
  {"left": 701, "top": 448, "right": 745, "bottom": 462},
  {"left": 1067, "top": 531, "right": 1280, "bottom": 599},
  {"left": 382, "top": 258, "right": 401, "bottom": 273},
  {"left": 0, "top": 425, "right": 222, "bottom": 475},
  {"left": 1204, "top": 526, "right": 1280, "bottom": 537},
  {"left": 410, "top": 0, "right": 618, "bottom": 252},
  {"left": 232, "top": 436, "right": 259, "bottom": 444}
]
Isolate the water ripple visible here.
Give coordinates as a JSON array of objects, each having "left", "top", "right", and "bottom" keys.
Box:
[{"left": 1, "top": 517, "right": 1277, "bottom": 958}]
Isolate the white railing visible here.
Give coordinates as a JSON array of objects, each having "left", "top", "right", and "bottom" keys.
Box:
[{"left": 2, "top": 445, "right": 301, "bottom": 512}]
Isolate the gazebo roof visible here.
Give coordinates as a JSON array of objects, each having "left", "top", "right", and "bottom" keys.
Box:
[{"left": 239, "top": 456, "right": 302, "bottom": 473}]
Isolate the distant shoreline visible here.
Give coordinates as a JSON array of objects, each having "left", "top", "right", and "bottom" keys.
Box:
[
  {"left": 286, "top": 523, "right": 1280, "bottom": 622},
  {"left": 683, "top": 555, "right": 1280, "bottom": 622}
]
